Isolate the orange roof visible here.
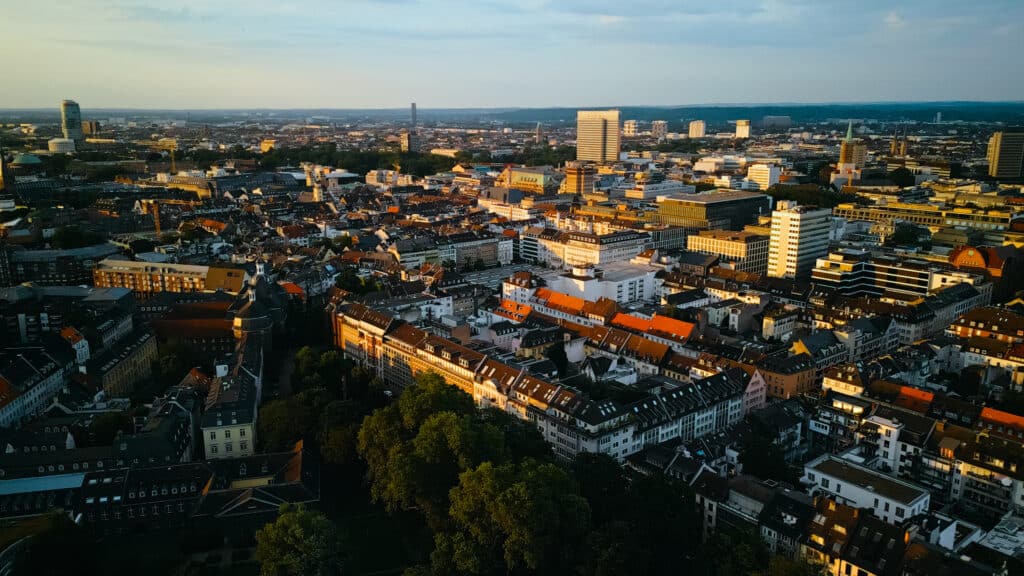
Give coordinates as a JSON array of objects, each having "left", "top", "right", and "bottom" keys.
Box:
[
  {"left": 536, "top": 288, "right": 585, "bottom": 315},
  {"left": 610, "top": 313, "right": 651, "bottom": 333},
  {"left": 496, "top": 300, "right": 532, "bottom": 322},
  {"left": 650, "top": 315, "right": 696, "bottom": 341},
  {"left": 0, "top": 377, "right": 18, "bottom": 410},
  {"left": 980, "top": 407, "right": 1024, "bottom": 431},
  {"left": 609, "top": 313, "right": 696, "bottom": 343},
  {"left": 387, "top": 206, "right": 400, "bottom": 213},
  {"left": 60, "top": 326, "right": 85, "bottom": 345},
  {"left": 894, "top": 386, "right": 935, "bottom": 413},
  {"left": 278, "top": 281, "right": 305, "bottom": 297}
]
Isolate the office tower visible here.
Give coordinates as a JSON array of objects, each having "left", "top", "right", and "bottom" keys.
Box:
[
  {"left": 747, "top": 164, "right": 781, "bottom": 191},
  {"left": 576, "top": 109, "right": 620, "bottom": 163},
  {"left": 767, "top": 201, "right": 831, "bottom": 279},
  {"left": 688, "top": 120, "right": 706, "bottom": 139},
  {"left": 839, "top": 122, "right": 867, "bottom": 168},
  {"left": 562, "top": 162, "right": 595, "bottom": 195},
  {"left": 411, "top": 102, "right": 417, "bottom": 130},
  {"left": 535, "top": 122, "right": 543, "bottom": 144},
  {"left": 735, "top": 120, "right": 751, "bottom": 139},
  {"left": 988, "top": 130, "right": 1024, "bottom": 180},
  {"left": 623, "top": 120, "right": 638, "bottom": 137},
  {"left": 61, "top": 99, "right": 83, "bottom": 143},
  {"left": 652, "top": 120, "right": 668, "bottom": 141},
  {"left": 81, "top": 120, "right": 101, "bottom": 136},
  {"left": 400, "top": 129, "right": 417, "bottom": 153}
]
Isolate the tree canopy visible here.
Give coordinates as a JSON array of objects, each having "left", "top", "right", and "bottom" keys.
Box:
[{"left": 256, "top": 504, "right": 345, "bottom": 576}]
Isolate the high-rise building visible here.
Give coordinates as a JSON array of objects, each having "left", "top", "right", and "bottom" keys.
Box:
[
  {"left": 82, "top": 120, "right": 101, "bottom": 136},
  {"left": 561, "top": 162, "right": 595, "bottom": 195},
  {"left": 60, "top": 100, "right": 83, "bottom": 143},
  {"left": 987, "top": 130, "right": 1024, "bottom": 180},
  {"left": 651, "top": 120, "right": 668, "bottom": 141},
  {"left": 747, "top": 163, "right": 782, "bottom": 191},
  {"left": 839, "top": 122, "right": 867, "bottom": 168},
  {"left": 688, "top": 120, "right": 706, "bottom": 139},
  {"left": 576, "top": 109, "right": 620, "bottom": 163},
  {"left": 623, "top": 120, "right": 638, "bottom": 137},
  {"left": 767, "top": 201, "right": 831, "bottom": 279},
  {"left": 735, "top": 120, "right": 751, "bottom": 139},
  {"left": 535, "top": 122, "right": 543, "bottom": 144},
  {"left": 411, "top": 102, "right": 417, "bottom": 130},
  {"left": 400, "top": 129, "right": 418, "bottom": 153}
]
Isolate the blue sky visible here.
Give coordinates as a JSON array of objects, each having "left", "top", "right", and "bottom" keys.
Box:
[{"left": 3, "top": 0, "right": 1022, "bottom": 108}]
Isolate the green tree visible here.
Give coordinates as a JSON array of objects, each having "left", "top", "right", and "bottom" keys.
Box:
[
  {"left": 256, "top": 504, "right": 344, "bottom": 576},
  {"left": 13, "top": 512, "right": 98, "bottom": 576},
  {"left": 434, "top": 459, "right": 591, "bottom": 575},
  {"left": 571, "top": 453, "right": 629, "bottom": 525}
]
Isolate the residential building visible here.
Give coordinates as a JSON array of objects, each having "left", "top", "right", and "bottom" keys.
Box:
[
  {"left": 688, "top": 120, "right": 706, "bottom": 139},
  {"left": 767, "top": 201, "right": 831, "bottom": 279},
  {"left": 623, "top": 119, "right": 638, "bottom": 137},
  {"left": 804, "top": 455, "right": 931, "bottom": 525},
  {"left": 5, "top": 244, "right": 120, "bottom": 286},
  {"left": 0, "top": 339, "right": 76, "bottom": 428},
  {"left": 576, "top": 109, "right": 620, "bottom": 163},
  {"left": 93, "top": 259, "right": 247, "bottom": 297}
]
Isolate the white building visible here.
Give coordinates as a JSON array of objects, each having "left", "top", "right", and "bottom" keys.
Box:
[
  {"left": 623, "top": 120, "right": 638, "bottom": 137},
  {"left": 688, "top": 120, "right": 706, "bottom": 139},
  {"left": 0, "top": 346, "right": 75, "bottom": 428},
  {"left": 686, "top": 230, "right": 770, "bottom": 274},
  {"left": 735, "top": 120, "right": 751, "bottom": 139},
  {"left": 47, "top": 138, "right": 76, "bottom": 153},
  {"left": 767, "top": 201, "right": 831, "bottom": 279},
  {"left": 804, "top": 455, "right": 931, "bottom": 525},
  {"left": 746, "top": 163, "right": 782, "bottom": 191}
]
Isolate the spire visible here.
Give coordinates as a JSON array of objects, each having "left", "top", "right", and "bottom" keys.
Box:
[{"left": 845, "top": 121, "right": 854, "bottom": 142}]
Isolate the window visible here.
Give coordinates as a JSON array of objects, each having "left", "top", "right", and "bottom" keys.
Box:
[
  {"left": 822, "top": 478, "right": 830, "bottom": 489},
  {"left": 211, "top": 445, "right": 218, "bottom": 454},
  {"left": 240, "top": 441, "right": 248, "bottom": 451},
  {"left": 224, "top": 430, "right": 231, "bottom": 439},
  {"left": 239, "top": 428, "right": 246, "bottom": 437},
  {"left": 225, "top": 444, "right": 233, "bottom": 453},
  {"left": 884, "top": 502, "right": 890, "bottom": 512},
  {"left": 209, "top": 431, "right": 216, "bottom": 440},
  {"left": 896, "top": 507, "right": 904, "bottom": 518}
]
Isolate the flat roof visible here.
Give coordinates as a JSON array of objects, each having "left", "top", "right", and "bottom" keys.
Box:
[
  {"left": 809, "top": 456, "right": 928, "bottom": 505},
  {"left": 0, "top": 472, "right": 85, "bottom": 496}
]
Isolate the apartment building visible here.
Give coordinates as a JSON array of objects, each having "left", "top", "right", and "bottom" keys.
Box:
[
  {"left": 767, "top": 201, "right": 831, "bottom": 279},
  {"left": 93, "top": 259, "right": 247, "bottom": 297},
  {"left": 332, "top": 303, "right": 757, "bottom": 461},
  {"left": 804, "top": 455, "right": 931, "bottom": 525}
]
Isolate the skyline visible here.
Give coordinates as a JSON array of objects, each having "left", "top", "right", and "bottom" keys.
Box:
[{"left": 4, "top": 0, "right": 1023, "bottom": 109}]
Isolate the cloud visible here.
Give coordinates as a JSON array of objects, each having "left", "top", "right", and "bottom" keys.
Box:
[
  {"left": 596, "top": 14, "right": 625, "bottom": 25},
  {"left": 884, "top": 11, "right": 906, "bottom": 29}
]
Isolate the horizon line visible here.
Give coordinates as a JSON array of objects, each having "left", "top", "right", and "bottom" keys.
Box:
[{"left": 1, "top": 99, "right": 1023, "bottom": 113}]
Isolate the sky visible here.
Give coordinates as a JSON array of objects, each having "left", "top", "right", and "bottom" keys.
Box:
[{"left": 3, "top": 0, "right": 1022, "bottom": 109}]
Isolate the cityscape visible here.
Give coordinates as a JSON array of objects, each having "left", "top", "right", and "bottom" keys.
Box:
[{"left": 4, "top": 3, "right": 1024, "bottom": 576}]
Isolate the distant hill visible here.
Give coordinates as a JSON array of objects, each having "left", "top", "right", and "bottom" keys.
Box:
[{"left": 2, "top": 102, "right": 1022, "bottom": 126}]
